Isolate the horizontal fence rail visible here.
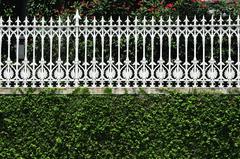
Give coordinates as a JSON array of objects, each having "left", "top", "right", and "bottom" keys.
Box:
[{"left": 0, "top": 11, "right": 240, "bottom": 88}]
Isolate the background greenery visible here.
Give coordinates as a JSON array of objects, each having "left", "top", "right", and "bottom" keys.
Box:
[
  {"left": 0, "top": 92, "right": 240, "bottom": 158},
  {"left": 0, "top": 0, "right": 239, "bottom": 19}
]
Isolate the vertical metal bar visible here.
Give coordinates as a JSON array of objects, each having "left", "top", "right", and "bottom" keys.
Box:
[
  {"left": 83, "top": 17, "right": 89, "bottom": 87},
  {"left": 73, "top": 10, "right": 80, "bottom": 87},
  {"left": 100, "top": 17, "right": 105, "bottom": 87},
  {"left": 237, "top": 16, "right": 240, "bottom": 87},
  {"left": 133, "top": 17, "right": 138, "bottom": 87},
  {"left": 31, "top": 17, "right": 37, "bottom": 87},
  {"left": 65, "top": 17, "right": 71, "bottom": 87},
  {"left": 201, "top": 16, "right": 207, "bottom": 88},
  {"left": 0, "top": 17, "right": 3, "bottom": 87},
  {"left": 183, "top": 16, "right": 189, "bottom": 87},
  {"left": 116, "top": 17, "right": 122, "bottom": 88}
]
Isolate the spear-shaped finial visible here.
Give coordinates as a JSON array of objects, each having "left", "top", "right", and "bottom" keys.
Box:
[
  {"left": 237, "top": 15, "right": 240, "bottom": 25},
  {"left": 7, "top": 17, "right": 12, "bottom": 26},
  {"left": 32, "top": 17, "right": 37, "bottom": 26},
  {"left": 201, "top": 15, "right": 206, "bottom": 25},
  {"left": 66, "top": 16, "right": 71, "bottom": 26},
  {"left": 218, "top": 15, "right": 223, "bottom": 25},
  {"left": 41, "top": 17, "right": 45, "bottom": 26},
  {"left": 126, "top": 16, "right": 130, "bottom": 26},
  {"left": 159, "top": 16, "right": 163, "bottom": 25},
  {"left": 134, "top": 16, "right": 139, "bottom": 25},
  {"left": 117, "top": 16, "right": 122, "bottom": 25},
  {"left": 57, "top": 16, "right": 62, "bottom": 26},
  {"left": 16, "top": 17, "right": 21, "bottom": 26},
  {"left": 167, "top": 16, "right": 172, "bottom": 25},
  {"left": 210, "top": 15, "right": 215, "bottom": 25},
  {"left": 184, "top": 16, "right": 189, "bottom": 25},
  {"left": 74, "top": 10, "right": 81, "bottom": 26},
  {"left": 92, "top": 16, "right": 97, "bottom": 26},
  {"left": 100, "top": 16, "right": 105, "bottom": 24},
  {"left": 24, "top": 17, "right": 29, "bottom": 26},
  {"left": 49, "top": 17, "right": 54, "bottom": 26},
  {"left": 142, "top": 16, "right": 147, "bottom": 26},
  {"left": 0, "top": 17, "right": 3, "bottom": 26},
  {"left": 176, "top": 16, "right": 180, "bottom": 26},
  {"left": 193, "top": 16, "right": 198, "bottom": 25},
  {"left": 227, "top": 15, "right": 232, "bottom": 25},
  {"left": 84, "top": 17, "right": 89, "bottom": 25}
]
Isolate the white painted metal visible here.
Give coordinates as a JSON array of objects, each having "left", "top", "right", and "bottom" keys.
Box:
[{"left": 0, "top": 11, "right": 240, "bottom": 88}]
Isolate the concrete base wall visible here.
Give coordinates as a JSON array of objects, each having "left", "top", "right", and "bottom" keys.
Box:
[{"left": 1, "top": 87, "right": 240, "bottom": 94}]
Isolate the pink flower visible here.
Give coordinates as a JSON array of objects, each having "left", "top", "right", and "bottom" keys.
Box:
[{"left": 165, "top": 3, "right": 174, "bottom": 9}]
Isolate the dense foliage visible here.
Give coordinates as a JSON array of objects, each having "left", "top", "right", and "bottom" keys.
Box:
[
  {"left": 0, "top": 92, "right": 240, "bottom": 158},
  {"left": 0, "top": 0, "right": 239, "bottom": 19}
]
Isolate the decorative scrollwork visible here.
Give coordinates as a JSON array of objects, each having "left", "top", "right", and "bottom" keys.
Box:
[
  {"left": 138, "top": 66, "right": 150, "bottom": 79},
  {"left": 206, "top": 67, "right": 218, "bottom": 80},
  {"left": 223, "top": 66, "right": 236, "bottom": 80},
  {"left": 36, "top": 66, "right": 48, "bottom": 80},
  {"left": 122, "top": 66, "right": 133, "bottom": 80},
  {"left": 19, "top": 66, "right": 31, "bottom": 80},
  {"left": 88, "top": 66, "right": 100, "bottom": 79},
  {"left": 3, "top": 66, "right": 14, "bottom": 80},
  {"left": 172, "top": 66, "right": 184, "bottom": 80},
  {"left": 105, "top": 66, "right": 117, "bottom": 79},
  {"left": 190, "top": 66, "right": 201, "bottom": 80},
  {"left": 155, "top": 66, "right": 167, "bottom": 80},
  {"left": 53, "top": 67, "right": 65, "bottom": 80},
  {"left": 70, "top": 67, "right": 83, "bottom": 79}
]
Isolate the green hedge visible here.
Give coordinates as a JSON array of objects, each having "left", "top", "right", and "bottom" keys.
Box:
[{"left": 0, "top": 93, "right": 240, "bottom": 158}]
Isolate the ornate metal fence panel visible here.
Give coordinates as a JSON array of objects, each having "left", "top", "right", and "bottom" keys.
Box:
[{"left": 0, "top": 11, "right": 240, "bottom": 88}]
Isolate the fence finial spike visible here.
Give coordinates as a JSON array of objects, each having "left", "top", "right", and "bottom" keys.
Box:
[
  {"left": 167, "top": 16, "right": 172, "bottom": 25},
  {"left": 184, "top": 16, "right": 189, "bottom": 24},
  {"left": 151, "top": 16, "right": 155, "bottom": 25},
  {"left": 75, "top": 10, "right": 80, "bottom": 18},
  {"left": 66, "top": 16, "right": 71, "bottom": 25},
  {"left": 109, "top": 16, "right": 114, "bottom": 25},
  {"left": 7, "top": 16, "right": 12, "bottom": 25},
  {"left": 218, "top": 15, "right": 223, "bottom": 25},
  {"left": 101, "top": 16, "right": 106, "bottom": 25},
  {"left": 0, "top": 16, "right": 3, "bottom": 25},
  {"left": 74, "top": 10, "right": 81, "bottom": 22},
  {"left": 41, "top": 17, "right": 45, "bottom": 26},
  {"left": 210, "top": 15, "right": 215, "bottom": 25},
  {"left": 159, "top": 16, "right": 163, "bottom": 25},
  {"left": 227, "top": 15, "right": 232, "bottom": 25},
  {"left": 84, "top": 17, "right": 89, "bottom": 24},
  {"left": 117, "top": 16, "right": 121, "bottom": 25},
  {"left": 143, "top": 16, "right": 147, "bottom": 25},
  {"left": 134, "top": 16, "right": 138, "bottom": 25},
  {"left": 32, "top": 16, "right": 37, "bottom": 25},
  {"left": 201, "top": 15, "right": 206, "bottom": 24},
  {"left": 193, "top": 15, "right": 198, "bottom": 25},
  {"left": 49, "top": 17, "right": 54, "bottom": 25},
  {"left": 58, "top": 16, "right": 62, "bottom": 25},
  {"left": 237, "top": 15, "right": 240, "bottom": 25},
  {"left": 16, "top": 16, "right": 21, "bottom": 25},
  {"left": 176, "top": 16, "right": 180, "bottom": 25},
  {"left": 126, "top": 16, "right": 130, "bottom": 25},
  {"left": 24, "top": 16, "right": 29, "bottom": 25},
  {"left": 93, "top": 16, "right": 97, "bottom": 25}
]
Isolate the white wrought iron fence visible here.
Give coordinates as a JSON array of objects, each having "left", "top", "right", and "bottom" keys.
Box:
[{"left": 0, "top": 11, "right": 240, "bottom": 88}]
